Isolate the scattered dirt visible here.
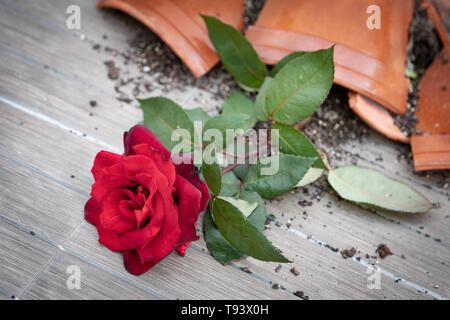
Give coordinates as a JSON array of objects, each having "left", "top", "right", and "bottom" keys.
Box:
[
  {"left": 93, "top": 0, "right": 449, "bottom": 191},
  {"left": 290, "top": 267, "right": 300, "bottom": 276},
  {"left": 304, "top": 85, "right": 369, "bottom": 152},
  {"left": 239, "top": 266, "right": 252, "bottom": 274},
  {"left": 376, "top": 244, "right": 393, "bottom": 259},
  {"left": 340, "top": 247, "right": 357, "bottom": 259},
  {"left": 293, "top": 291, "right": 309, "bottom": 300},
  {"left": 244, "top": 0, "right": 265, "bottom": 30},
  {"left": 394, "top": 0, "right": 441, "bottom": 136}
]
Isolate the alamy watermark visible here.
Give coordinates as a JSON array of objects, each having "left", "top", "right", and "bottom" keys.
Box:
[
  {"left": 66, "top": 5, "right": 81, "bottom": 30},
  {"left": 366, "top": 5, "right": 381, "bottom": 30},
  {"left": 171, "top": 122, "right": 280, "bottom": 175},
  {"left": 366, "top": 265, "right": 381, "bottom": 290},
  {"left": 66, "top": 265, "right": 81, "bottom": 290}
]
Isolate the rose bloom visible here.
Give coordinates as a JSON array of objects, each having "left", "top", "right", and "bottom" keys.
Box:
[{"left": 84, "top": 125, "right": 209, "bottom": 275}]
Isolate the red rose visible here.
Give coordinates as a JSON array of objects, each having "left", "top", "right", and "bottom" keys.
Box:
[{"left": 84, "top": 125, "right": 210, "bottom": 275}]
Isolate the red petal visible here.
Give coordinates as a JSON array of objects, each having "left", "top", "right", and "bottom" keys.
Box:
[
  {"left": 197, "top": 181, "right": 210, "bottom": 213},
  {"left": 85, "top": 197, "right": 136, "bottom": 252},
  {"left": 122, "top": 192, "right": 165, "bottom": 248},
  {"left": 120, "top": 155, "right": 158, "bottom": 176},
  {"left": 137, "top": 191, "right": 181, "bottom": 263},
  {"left": 132, "top": 143, "right": 176, "bottom": 186},
  {"left": 97, "top": 226, "right": 135, "bottom": 252},
  {"left": 91, "top": 151, "right": 121, "bottom": 181},
  {"left": 123, "top": 250, "right": 161, "bottom": 275},
  {"left": 118, "top": 200, "right": 136, "bottom": 220},
  {"left": 124, "top": 125, "right": 170, "bottom": 159},
  {"left": 175, "top": 242, "right": 190, "bottom": 257},
  {"left": 99, "top": 189, "right": 136, "bottom": 234},
  {"left": 91, "top": 156, "right": 157, "bottom": 203},
  {"left": 84, "top": 197, "right": 101, "bottom": 225},
  {"left": 173, "top": 155, "right": 210, "bottom": 213},
  {"left": 91, "top": 175, "right": 132, "bottom": 203},
  {"left": 174, "top": 175, "right": 201, "bottom": 244}
]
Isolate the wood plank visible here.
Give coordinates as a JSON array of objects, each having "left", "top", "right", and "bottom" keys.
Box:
[
  {"left": 333, "top": 132, "right": 450, "bottom": 236},
  {"left": 21, "top": 252, "right": 163, "bottom": 300},
  {"left": 0, "top": 25, "right": 218, "bottom": 150},
  {"left": 1, "top": 0, "right": 447, "bottom": 232},
  {"left": 66, "top": 222, "right": 296, "bottom": 300},
  {"left": 243, "top": 229, "right": 434, "bottom": 300},
  {"left": 0, "top": 219, "right": 56, "bottom": 298},
  {"left": 1, "top": 0, "right": 146, "bottom": 53},
  {"left": 0, "top": 0, "right": 448, "bottom": 300},
  {"left": 0, "top": 102, "right": 98, "bottom": 191},
  {"left": 260, "top": 185, "right": 450, "bottom": 298},
  {"left": 2, "top": 97, "right": 445, "bottom": 299},
  {"left": 0, "top": 154, "right": 85, "bottom": 244},
  {"left": 0, "top": 110, "right": 294, "bottom": 299},
  {"left": 0, "top": 106, "right": 90, "bottom": 243}
]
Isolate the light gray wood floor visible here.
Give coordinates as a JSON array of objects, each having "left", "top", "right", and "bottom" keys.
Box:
[{"left": 0, "top": 0, "right": 448, "bottom": 300}]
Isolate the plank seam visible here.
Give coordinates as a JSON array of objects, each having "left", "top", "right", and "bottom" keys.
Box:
[
  {"left": 0, "top": 101, "right": 448, "bottom": 299},
  {"left": 0, "top": 214, "right": 167, "bottom": 300},
  {"left": 278, "top": 223, "right": 447, "bottom": 300},
  {"left": 1, "top": 95, "right": 448, "bottom": 248},
  {"left": 0, "top": 0, "right": 447, "bottom": 197},
  {"left": 0, "top": 152, "right": 446, "bottom": 299}
]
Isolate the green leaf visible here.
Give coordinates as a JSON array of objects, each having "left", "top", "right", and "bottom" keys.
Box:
[
  {"left": 203, "top": 113, "right": 254, "bottom": 150},
  {"left": 254, "top": 76, "right": 273, "bottom": 121},
  {"left": 272, "top": 123, "right": 325, "bottom": 169},
  {"left": 202, "top": 15, "right": 268, "bottom": 89},
  {"left": 219, "top": 196, "right": 258, "bottom": 218},
  {"left": 222, "top": 91, "right": 255, "bottom": 121},
  {"left": 233, "top": 164, "right": 250, "bottom": 180},
  {"left": 265, "top": 47, "right": 334, "bottom": 124},
  {"left": 327, "top": 166, "right": 432, "bottom": 213},
  {"left": 202, "top": 149, "right": 221, "bottom": 196},
  {"left": 220, "top": 171, "right": 240, "bottom": 196},
  {"left": 140, "top": 97, "right": 195, "bottom": 151},
  {"left": 243, "top": 154, "right": 316, "bottom": 198},
  {"left": 270, "top": 51, "right": 308, "bottom": 77},
  {"left": 185, "top": 108, "right": 210, "bottom": 127},
  {"left": 238, "top": 190, "right": 266, "bottom": 231},
  {"left": 210, "top": 197, "right": 290, "bottom": 262},
  {"left": 204, "top": 207, "right": 245, "bottom": 265},
  {"left": 295, "top": 168, "right": 324, "bottom": 187}
]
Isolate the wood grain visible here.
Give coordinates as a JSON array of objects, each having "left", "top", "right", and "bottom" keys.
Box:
[
  {"left": 0, "top": 219, "right": 56, "bottom": 298},
  {"left": 21, "top": 252, "right": 163, "bottom": 300},
  {"left": 0, "top": 0, "right": 448, "bottom": 300}
]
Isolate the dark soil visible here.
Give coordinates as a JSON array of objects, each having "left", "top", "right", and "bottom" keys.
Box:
[
  {"left": 340, "top": 247, "right": 357, "bottom": 259},
  {"left": 244, "top": 0, "right": 265, "bottom": 30},
  {"left": 95, "top": 0, "right": 449, "bottom": 188},
  {"left": 394, "top": 0, "right": 441, "bottom": 136},
  {"left": 376, "top": 244, "right": 393, "bottom": 259}
]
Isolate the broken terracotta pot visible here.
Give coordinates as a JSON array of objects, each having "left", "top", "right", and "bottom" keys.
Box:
[
  {"left": 348, "top": 92, "right": 409, "bottom": 144},
  {"left": 246, "top": 0, "right": 413, "bottom": 115},
  {"left": 410, "top": 0, "right": 450, "bottom": 171},
  {"left": 97, "top": 0, "right": 244, "bottom": 77}
]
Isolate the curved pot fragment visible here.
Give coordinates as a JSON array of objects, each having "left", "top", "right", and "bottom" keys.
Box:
[
  {"left": 97, "top": 0, "right": 245, "bottom": 77},
  {"left": 348, "top": 92, "right": 409, "bottom": 144},
  {"left": 411, "top": 0, "right": 450, "bottom": 171},
  {"left": 246, "top": 0, "right": 413, "bottom": 115}
]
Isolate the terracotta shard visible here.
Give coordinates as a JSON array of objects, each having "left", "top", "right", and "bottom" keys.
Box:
[
  {"left": 97, "top": 0, "right": 245, "bottom": 77},
  {"left": 411, "top": 0, "right": 450, "bottom": 171},
  {"left": 411, "top": 135, "right": 450, "bottom": 171},
  {"left": 246, "top": 0, "right": 413, "bottom": 114},
  {"left": 348, "top": 92, "right": 409, "bottom": 144}
]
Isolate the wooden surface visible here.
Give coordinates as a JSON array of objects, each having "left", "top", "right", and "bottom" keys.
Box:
[{"left": 0, "top": 0, "right": 449, "bottom": 300}]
